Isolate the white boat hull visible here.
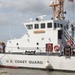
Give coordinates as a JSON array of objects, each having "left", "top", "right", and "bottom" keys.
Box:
[{"left": 0, "top": 54, "right": 75, "bottom": 71}]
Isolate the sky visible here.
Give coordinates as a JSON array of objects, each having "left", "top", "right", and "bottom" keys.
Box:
[{"left": 0, "top": 0, "right": 75, "bottom": 43}]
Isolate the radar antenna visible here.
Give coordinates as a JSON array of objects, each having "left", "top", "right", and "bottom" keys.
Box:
[{"left": 49, "top": 0, "right": 65, "bottom": 20}]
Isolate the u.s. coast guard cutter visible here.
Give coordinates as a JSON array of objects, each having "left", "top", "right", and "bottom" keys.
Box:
[{"left": 0, "top": 0, "right": 75, "bottom": 71}]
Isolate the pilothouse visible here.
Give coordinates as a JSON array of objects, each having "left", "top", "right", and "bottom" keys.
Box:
[{"left": 6, "top": 17, "right": 71, "bottom": 55}]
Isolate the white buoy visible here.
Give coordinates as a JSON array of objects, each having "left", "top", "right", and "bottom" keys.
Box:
[{"left": 45, "top": 62, "right": 50, "bottom": 69}]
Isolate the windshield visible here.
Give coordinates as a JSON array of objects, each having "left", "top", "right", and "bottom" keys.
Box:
[{"left": 26, "top": 24, "right": 33, "bottom": 30}]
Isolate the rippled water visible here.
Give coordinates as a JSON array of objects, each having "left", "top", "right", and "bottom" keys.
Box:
[{"left": 0, "top": 68, "right": 75, "bottom": 75}]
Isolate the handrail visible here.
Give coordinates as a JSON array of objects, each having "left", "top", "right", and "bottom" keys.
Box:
[
  {"left": 63, "top": 30, "right": 74, "bottom": 41},
  {"left": 7, "top": 47, "right": 45, "bottom": 50},
  {"left": 63, "top": 30, "right": 74, "bottom": 46}
]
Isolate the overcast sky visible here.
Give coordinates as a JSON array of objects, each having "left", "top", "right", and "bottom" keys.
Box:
[{"left": 0, "top": 0, "right": 75, "bottom": 42}]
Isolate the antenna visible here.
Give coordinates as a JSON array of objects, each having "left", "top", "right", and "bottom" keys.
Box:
[{"left": 49, "top": 0, "right": 65, "bottom": 20}]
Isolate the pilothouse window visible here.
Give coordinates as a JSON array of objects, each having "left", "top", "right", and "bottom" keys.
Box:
[
  {"left": 34, "top": 24, "right": 39, "bottom": 29},
  {"left": 60, "top": 24, "right": 63, "bottom": 28},
  {"left": 54, "top": 23, "right": 56, "bottom": 28},
  {"left": 41, "top": 23, "right": 45, "bottom": 29},
  {"left": 47, "top": 23, "right": 52, "bottom": 28},
  {"left": 26, "top": 24, "right": 33, "bottom": 30}
]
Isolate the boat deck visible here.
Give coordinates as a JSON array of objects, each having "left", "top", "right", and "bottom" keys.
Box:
[{"left": 0, "top": 52, "right": 75, "bottom": 57}]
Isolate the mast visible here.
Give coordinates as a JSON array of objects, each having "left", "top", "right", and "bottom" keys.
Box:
[{"left": 49, "top": 0, "right": 65, "bottom": 20}]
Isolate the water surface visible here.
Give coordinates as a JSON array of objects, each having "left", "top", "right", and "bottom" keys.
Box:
[{"left": 0, "top": 68, "right": 75, "bottom": 75}]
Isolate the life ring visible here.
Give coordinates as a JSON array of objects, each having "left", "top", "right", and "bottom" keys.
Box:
[
  {"left": 54, "top": 45, "right": 60, "bottom": 51},
  {"left": 66, "top": 39, "right": 73, "bottom": 46}
]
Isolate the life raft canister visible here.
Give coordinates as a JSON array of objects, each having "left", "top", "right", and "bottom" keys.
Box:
[
  {"left": 66, "top": 39, "right": 73, "bottom": 46},
  {"left": 54, "top": 45, "right": 60, "bottom": 51},
  {"left": 46, "top": 43, "right": 53, "bottom": 52}
]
